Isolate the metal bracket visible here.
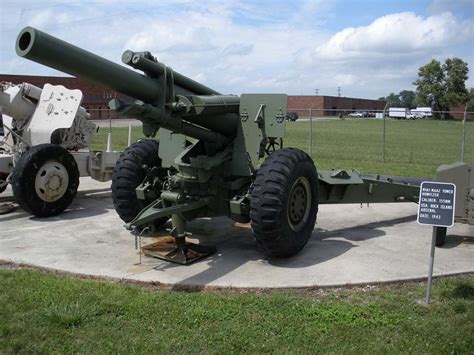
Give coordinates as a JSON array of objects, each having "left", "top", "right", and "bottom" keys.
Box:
[
  {"left": 126, "top": 198, "right": 208, "bottom": 230},
  {"left": 275, "top": 108, "right": 285, "bottom": 123},
  {"left": 240, "top": 108, "right": 249, "bottom": 122},
  {"left": 330, "top": 169, "right": 351, "bottom": 179},
  {"left": 254, "top": 103, "right": 265, "bottom": 124}
]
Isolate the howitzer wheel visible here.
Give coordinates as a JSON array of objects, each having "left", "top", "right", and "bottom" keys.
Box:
[
  {"left": 111, "top": 139, "right": 169, "bottom": 226},
  {"left": 11, "top": 144, "right": 79, "bottom": 217},
  {"left": 250, "top": 148, "right": 318, "bottom": 258}
]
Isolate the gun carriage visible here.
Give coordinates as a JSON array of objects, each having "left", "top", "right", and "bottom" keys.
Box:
[{"left": 16, "top": 27, "right": 427, "bottom": 264}]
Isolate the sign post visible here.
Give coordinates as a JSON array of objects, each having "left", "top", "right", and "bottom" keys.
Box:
[
  {"left": 425, "top": 227, "right": 437, "bottom": 304},
  {"left": 417, "top": 181, "right": 456, "bottom": 304}
]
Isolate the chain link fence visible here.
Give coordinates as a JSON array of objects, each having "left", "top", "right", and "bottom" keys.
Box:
[
  {"left": 284, "top": 107, "right": 472, "bottom": 178},
  {"left": 88, "top": 106, "right": 472, "bottom": 176}
]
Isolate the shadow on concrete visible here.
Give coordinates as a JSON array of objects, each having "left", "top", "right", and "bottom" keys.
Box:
[
  {"left": 269, "top": 214, "right": 416, "bottom": 268},
  {"left": 0, "top": 187, "right": 112, "bottom": 222},
  {"left": 440, "top": 235, "right": 474, "bottom": 249},
  {"left": 30, "top": 204, "right": 111, "bottom": 222},
  {"left": 0, "top": 203, "right": 110, "bottom": 223},
  {"left": 268, "top": 238, "right": 354, "bottom": 269},
  {"left": 0, "top": 195, "right": 15, "bottom": 203},
  {"left": 318, "top": 215, "right": 417, "bottom": 242},
  {"left": 0, "top": 209, "right": 31, "bottom": 223},
  {"left": 149, "top": 214, "right": 418, "bottom": 286},
  {"left": 76, "top": 188, "right": 112, "bottom": 198},
  {"left": 0, "top": 186, "right": 111, "bottom": 203}
]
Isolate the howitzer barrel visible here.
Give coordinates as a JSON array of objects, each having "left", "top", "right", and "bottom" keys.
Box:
[
  {"left": 16, "top": 27, "right": 163, "bottom": 103},
  {"left": 16, "top": 27, "right": 239, "bottom": 138},
  {"left": 16, "top": 27, "right": 219, "bottom": 102}
]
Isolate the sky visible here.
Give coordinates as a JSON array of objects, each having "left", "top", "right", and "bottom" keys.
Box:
[{"left": 1, "top": 0, "right": 473, "bottom": 99}]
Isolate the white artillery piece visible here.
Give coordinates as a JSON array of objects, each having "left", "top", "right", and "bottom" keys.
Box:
[{"left": 0, "top": 81, "right": 120, "bottom": 216}]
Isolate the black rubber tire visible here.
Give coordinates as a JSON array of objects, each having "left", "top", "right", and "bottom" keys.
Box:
[
  {"left": 11, "top": 144, "right": 79, "bottom": 217},
  {"left": 0, "top": 173, "right": 7, "bottom": 194},
  {"left": 250, "top": 148, "right": 319, "bottom": 258},
  {"left": 435, "top": 226, "right": 447, "bottom": 247},
  {"left": 111, "top": 139, "right": 168, "bottom": 226}
]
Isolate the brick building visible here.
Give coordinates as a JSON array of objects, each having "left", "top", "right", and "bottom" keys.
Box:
[
  {"left": 2, "top": 74, "right": 469, "bottom": 120},
  {"left": 287, "top": 95, "right": 386, "bottom": 116},
  {"left": 0, "top": 74, "right": 388, "bottom": 119},
  {"left": 449, "top": 103, "right": 474, "bottom": 121}
]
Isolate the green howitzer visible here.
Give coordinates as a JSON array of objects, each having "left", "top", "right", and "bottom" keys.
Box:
[{"left": 16, "top": 27, "right": 421, "bottom": 264}]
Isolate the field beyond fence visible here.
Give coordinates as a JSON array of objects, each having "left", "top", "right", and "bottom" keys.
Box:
[{"left": 91, "top": 118, "right": 473, "bottom": 178}]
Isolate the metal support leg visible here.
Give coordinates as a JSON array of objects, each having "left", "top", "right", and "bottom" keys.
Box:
[{"left": 141, "top": 213, "right": 216, "bottom": 265}]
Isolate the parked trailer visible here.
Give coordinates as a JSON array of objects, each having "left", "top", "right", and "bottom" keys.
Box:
[
  {"left": 388, "top": 107, "right": 416, "bottom": 119},
  {"left": 411, "top": 107, "right": 432, "bottom": 119},
  {"left": 389, "top": 107, "right": 408, "bottom": 119},
  {"left": 0, "top": 81, "right": 120, "bottom": 216}
]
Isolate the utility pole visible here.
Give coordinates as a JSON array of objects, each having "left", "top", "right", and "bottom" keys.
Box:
[
  {"left": 314, "top": 89, "right": 319, "bottom": 96},
  {"left": 337, "top": 87, "right": 341, "bottom": 97}
]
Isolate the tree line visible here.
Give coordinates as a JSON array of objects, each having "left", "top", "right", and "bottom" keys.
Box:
[{"left": 379, "top": 57, "right": 473, "bottom": 118}]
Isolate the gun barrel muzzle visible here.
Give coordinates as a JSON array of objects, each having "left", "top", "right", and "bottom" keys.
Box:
[{"left": 17, "top": 27, "right": 162, "bottom": 103}]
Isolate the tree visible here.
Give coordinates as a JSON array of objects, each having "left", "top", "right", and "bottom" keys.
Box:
[
  {"left": 384, "top": 92, "right": 401, "bottom": 108},
  {"left": 379, "top": 90, "right": 416, "bottom": 108},
  {"left": 413, "top": 57, "right": 470, "bottom": 119},
  {"left": 413, "top": 59, "right": 445, "bottom": 116},
  {"left": 443, "top": 58, "right": 469, "bottom": 105},
  {"left": 399, "top": 90, "right": 416, "bottom": 109}
]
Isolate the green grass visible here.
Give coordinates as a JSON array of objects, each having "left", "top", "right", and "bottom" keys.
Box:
[
  {"left": 286, "top": 119, "right": 473, "bottom": 177},
  {"left": 90, "top": 125, "right": 145, "bottom": 152},
  {"left": 91, "top": 119, "right": 473, "bottom": 178},
  {"left": 0, "top": 269, "right": 473, "bottom": 353}
]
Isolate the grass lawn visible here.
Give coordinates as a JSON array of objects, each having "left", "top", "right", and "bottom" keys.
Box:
[
  {"left": 0, "top": 268, "right": 473, "bottom": 353},
  {"left": 91, "top": 119, "right": 473, "bottom": 178},
  {"left": 4, "top": 119, "right": 473, "bottom": 353}
]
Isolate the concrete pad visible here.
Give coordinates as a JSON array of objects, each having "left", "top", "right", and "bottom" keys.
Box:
[{"left": 0, "top": 177, "right": 472, "bottom": 288}]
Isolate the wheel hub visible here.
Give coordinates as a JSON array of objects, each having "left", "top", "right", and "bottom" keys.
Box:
[
  {"left": 35, "top": 160, "right": 69, "bottom": 202},
  {"left": 287, "top": 177, "right": 311, "bottom": 232}
]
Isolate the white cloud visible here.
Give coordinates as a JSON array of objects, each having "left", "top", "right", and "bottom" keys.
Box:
[
  {"left": 222, "top": 43, "right": 254, "bottom": 56},
  {"left": 298, "top": 11, "right": 474, "bottom": 97},
  {"left": 315, "top": 12, "right": 473, "bottom": 59}
]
